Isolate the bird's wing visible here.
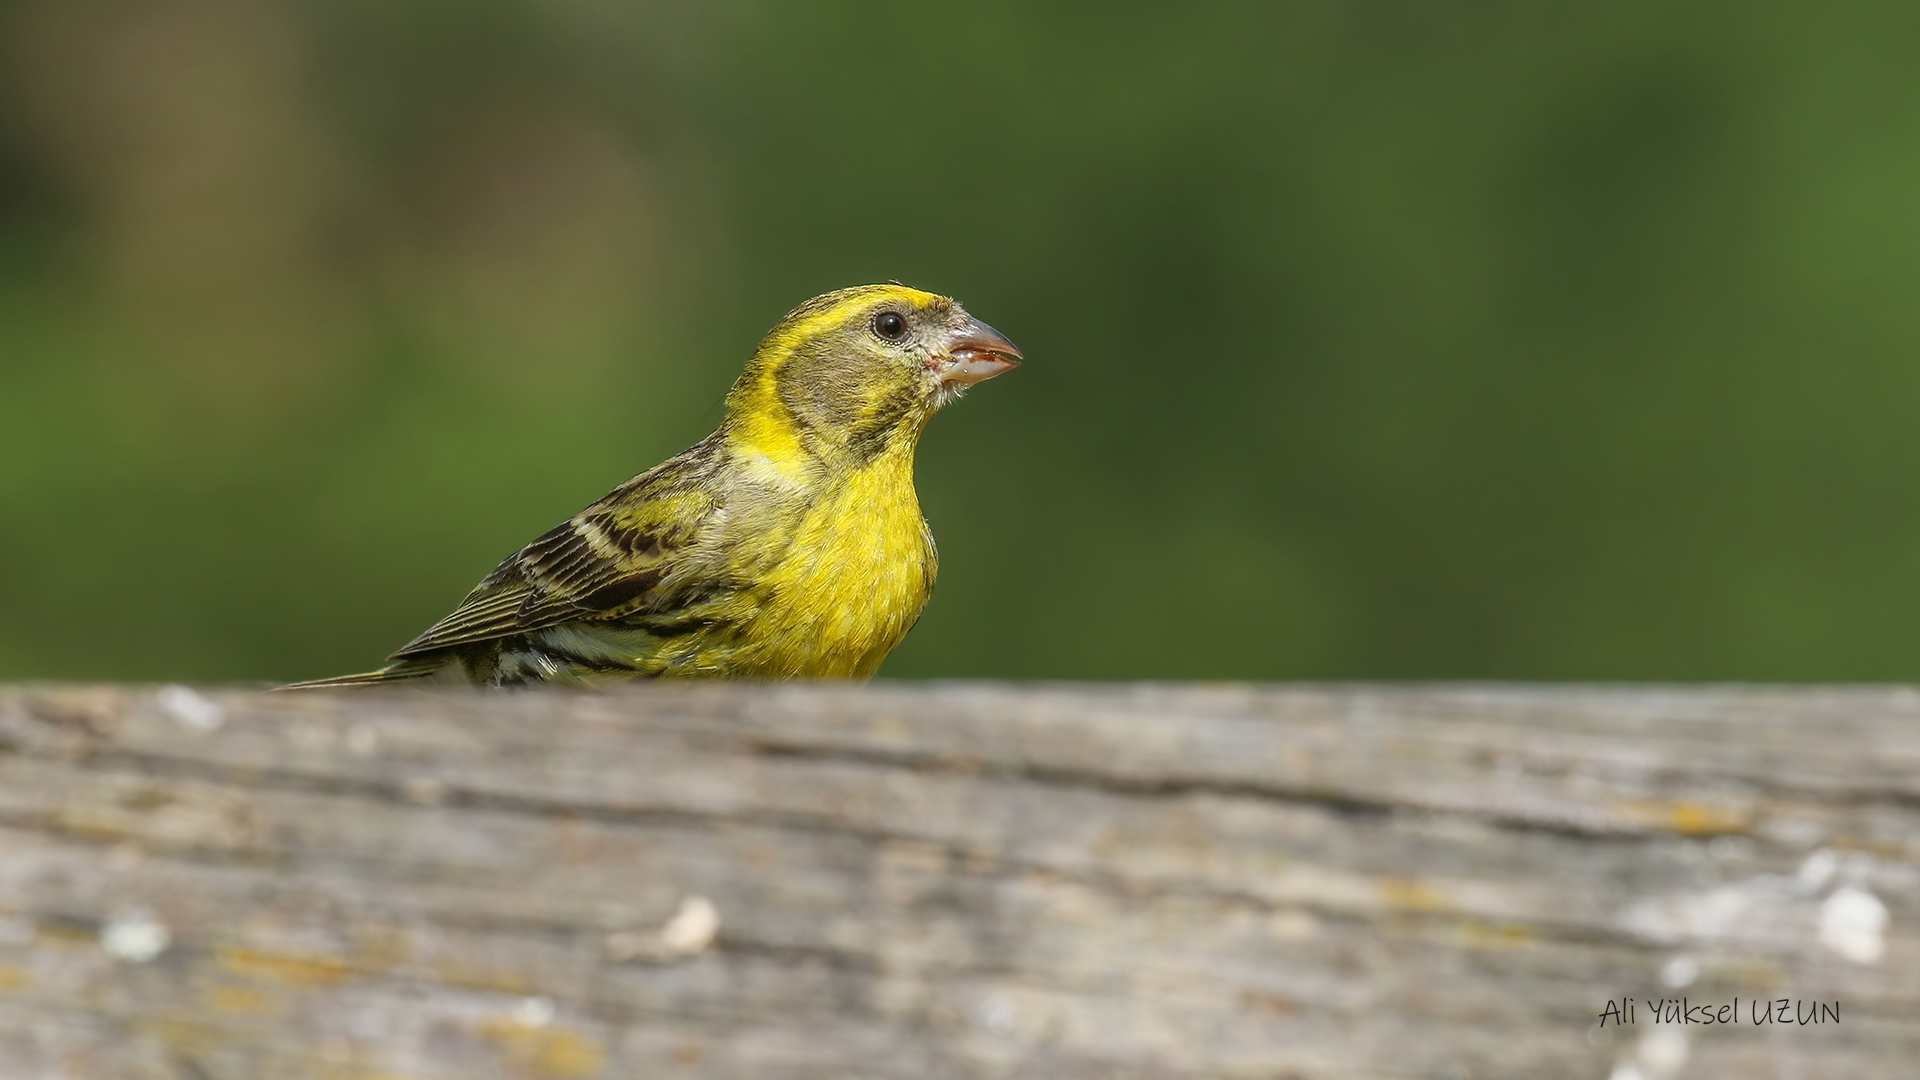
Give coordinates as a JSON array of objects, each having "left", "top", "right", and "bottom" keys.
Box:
[{"left": 391, "top": 468, "right": 721, "bottom": 659}]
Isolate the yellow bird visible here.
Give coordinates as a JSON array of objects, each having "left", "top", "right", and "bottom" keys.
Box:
[{"left": 284, "top": 284, "right": 1020, "bottom": 687}]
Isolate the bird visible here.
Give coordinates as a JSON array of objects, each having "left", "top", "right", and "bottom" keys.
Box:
[{"left": 282, "top": 283, "right": 1021, "bottom": 688}]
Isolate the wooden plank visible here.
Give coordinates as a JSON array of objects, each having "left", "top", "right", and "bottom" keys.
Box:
[{"left": 0, "top": 683, "right": 1910, "bottom": 1078}]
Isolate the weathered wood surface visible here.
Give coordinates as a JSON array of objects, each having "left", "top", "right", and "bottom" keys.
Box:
[{"left": 0, "top": 683, "right": 1913, "bottom": 1079}]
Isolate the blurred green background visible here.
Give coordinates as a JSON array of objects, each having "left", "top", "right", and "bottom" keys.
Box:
[{"left": 4, "top": 1, "right": 1919, "bottom": 683}]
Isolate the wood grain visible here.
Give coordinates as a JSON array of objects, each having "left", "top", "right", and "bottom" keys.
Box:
[{"left": 0, "top": 683, "right": 1911, "bottom": 1078}]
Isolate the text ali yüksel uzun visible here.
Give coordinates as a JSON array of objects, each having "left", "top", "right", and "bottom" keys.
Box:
[{"left": 1597, "top": 998, "right": 1839, "bottom": 1028}]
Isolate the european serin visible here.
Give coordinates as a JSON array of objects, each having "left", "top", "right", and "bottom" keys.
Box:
[{"left": 284, "top": 284, "right": 1020, "bottom": 687}]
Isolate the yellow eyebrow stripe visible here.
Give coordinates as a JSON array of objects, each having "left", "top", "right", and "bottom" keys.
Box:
[{"left": 763, "top": 284, "right": 941, "bottom": 353}]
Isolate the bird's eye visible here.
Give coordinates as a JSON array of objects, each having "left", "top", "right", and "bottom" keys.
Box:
[{"left": 873, "top": 311, "right": 909, "bottom": 342}]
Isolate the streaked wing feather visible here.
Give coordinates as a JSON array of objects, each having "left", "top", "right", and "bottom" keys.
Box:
[
  {"left": 390, "top": 585, "right": 530, "bottom": 655},
  {"left": 391, "top": 465, "right": 719, "bottom": 658}
]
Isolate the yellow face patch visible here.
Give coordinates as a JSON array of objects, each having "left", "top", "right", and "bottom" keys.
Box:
[{"left": 723, "top": 284, "right": 950, "bottom": 474}]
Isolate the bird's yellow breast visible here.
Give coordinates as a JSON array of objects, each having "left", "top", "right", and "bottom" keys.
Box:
[{"left": 733, "top": 446, "right": 935, "bottom": 678}]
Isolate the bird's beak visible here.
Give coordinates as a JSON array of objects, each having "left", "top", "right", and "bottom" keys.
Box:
[{"left": 939, "top": 315, "right": 1023, "bottom": 385}]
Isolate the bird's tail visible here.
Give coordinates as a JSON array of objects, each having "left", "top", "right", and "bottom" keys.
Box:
[{"left": 276, "top": 659, "right": 449, "bottom": 691}]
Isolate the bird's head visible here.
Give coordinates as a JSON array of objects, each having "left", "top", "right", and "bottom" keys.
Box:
[{"left": 724, "top": 284, "right": 1022, "bottom": 467}]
